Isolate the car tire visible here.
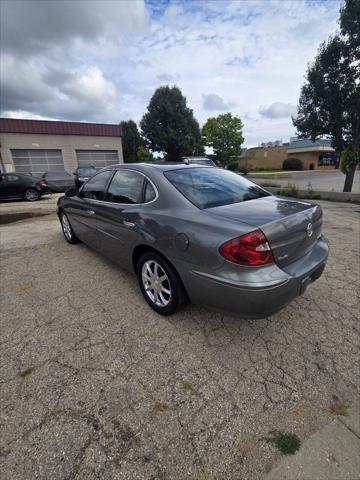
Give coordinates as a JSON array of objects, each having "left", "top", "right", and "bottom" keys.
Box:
[
  {"left": 24, "top": 188, "right": 39, "bottom": 201},
  {"left": 60, "top": 211, "right": 80, "bottom": 244},
  {"left": 137, "top": 252, "right": 188, "bottom": 315}
]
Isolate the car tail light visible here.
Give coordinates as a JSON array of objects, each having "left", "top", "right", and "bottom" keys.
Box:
[
  {"left": 39, "top": 180, "right": 47, "bottom": 187},
  {"left": 219, "top": 229, "right": 274, "bottom": 266}
]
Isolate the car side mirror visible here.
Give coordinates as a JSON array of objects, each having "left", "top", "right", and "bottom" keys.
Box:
[{"left": 65, "top": 187, "right": 79, "bottom": 198}]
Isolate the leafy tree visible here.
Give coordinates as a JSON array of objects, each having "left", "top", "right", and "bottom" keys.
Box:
[
  {"left": 202, "top": 113, "right": 244, "bottom": 166},
  {"left": 137, "top": 146, "right": 154, "bottom": 162},
  {"left": 293, "top": 0, "right": 360, "bottom": 192},
  {"left": 120, "top": 120, "right": 144, "bottom": 163},
  {"left": 140, "top": 86, "right": 204, "bottom": 162}
]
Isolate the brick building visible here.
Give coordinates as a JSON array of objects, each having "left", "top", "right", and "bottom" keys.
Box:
[{"left": 0, "top": 118, "right": 123, "bottom": 175}]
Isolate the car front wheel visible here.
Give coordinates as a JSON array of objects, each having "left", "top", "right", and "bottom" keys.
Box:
[
  {"left": 24, "top": 188, "right": 39, "bottom": 201},
  {"left": 60, "top": 212, "right": 79, "bottom": 244},
  {"left": 137, "top": 252, "right": 187, "bottom": 315}
]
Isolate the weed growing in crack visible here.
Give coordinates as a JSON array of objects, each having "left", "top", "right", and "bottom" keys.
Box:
[
  {"left": 262, "top": 430, "right": 301, "bottom": 455},
  {"left": 330, "top": 401, "right": 349, "bottom": 416},
  {"left": 18, "top": 367, "right": 34, "bottom": 378}
]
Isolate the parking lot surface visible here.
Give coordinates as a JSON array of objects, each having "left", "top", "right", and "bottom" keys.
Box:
[
  {"left": 249, "top": 169, "right": 360, "bottom": 193},
  {"left": 1, "top": 201, "right": 359, "bottom": 480}
]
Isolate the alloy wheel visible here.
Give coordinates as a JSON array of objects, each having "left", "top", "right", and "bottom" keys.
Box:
[
  {"left": 25, "top": 189, "right": 39, "bottom": 201},
  {"left": 141, "top": 260, "right": 172, "bottom": 307},
  {"left": 61, "top": 214, "right": 72, "bottom": 241}
]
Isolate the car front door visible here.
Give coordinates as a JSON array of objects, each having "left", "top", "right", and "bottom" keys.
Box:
[
  {"left": 95, "top": 169, "right": 146, "bottom": 269},
  {"left": 66, "top": 170, "right": 113, "bottom": 250},
  {"left": 4, "top": 175, "right": 23, "bottom": 199}
]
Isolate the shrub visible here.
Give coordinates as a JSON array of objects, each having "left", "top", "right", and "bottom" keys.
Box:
[
  {"left": 238, "top": 165, "right": 250, "bottom": 175},
  {"left": 227, "top": 161, "right": 239, "bottom": 171},
  {"left": 282, "top": 158, "right": 303, "bottom": 171}
]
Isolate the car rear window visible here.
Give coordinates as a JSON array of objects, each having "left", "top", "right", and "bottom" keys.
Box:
[
  {"left": 164, "top": 168, "right": 270, "bottom": 209},
  {"left": 77, "top": 168, "right": 96, "bottom": 176}
]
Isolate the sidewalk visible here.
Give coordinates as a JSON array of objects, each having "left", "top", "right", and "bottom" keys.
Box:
[{"left": 264, "top": 401, "right": 360, "bottom": 480}]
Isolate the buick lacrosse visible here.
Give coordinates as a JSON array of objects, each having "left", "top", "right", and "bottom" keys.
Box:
[{"left": 57, "top": 164, "right": 328, "bottom": 317}]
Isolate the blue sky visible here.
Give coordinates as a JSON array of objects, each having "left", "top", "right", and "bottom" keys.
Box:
[{"left": 1, "top": 0, "right": 342, "bottom": 146}]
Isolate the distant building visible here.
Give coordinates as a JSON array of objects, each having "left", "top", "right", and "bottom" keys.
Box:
[
  {"left": 238, "top": 137, "right": 338, "bottom": 171},
  {"left": 0, "top": 118, "right": 123, "bottom": 175}
]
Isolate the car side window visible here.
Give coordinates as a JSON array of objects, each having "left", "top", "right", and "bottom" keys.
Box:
[
  {"left": 106, "top": 170, "right": 145, "bottom": 204},
  {"left": 0, "top": 175, "right": 5, "bottom": 183},
  {"left": 7, "top": 175, "right": 19, "bottom": 182},
  {"left": 81, "top": 170, "right": 112, "bottom": 201},
  {"left": 144, "top": 180, "right": 156, "bottom": 203}
]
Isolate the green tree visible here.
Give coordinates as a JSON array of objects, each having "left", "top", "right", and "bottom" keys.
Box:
[
  {"left": 140, "top": 86, "right": 204, "bottom": 162},
  {"left": 293, "top": 0, "right": 360, "bottom": 192},
  {"left": 137, "top": 146, "right": 154, "bottom": 162},
  {"left": 120, "top": 120, "right": 144, "bottom": 163},
  {"left": 202, "top": 113, "right": 244, "bottom": 166}
]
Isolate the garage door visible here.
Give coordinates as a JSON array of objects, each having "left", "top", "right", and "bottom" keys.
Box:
[
  {"left": 76, "top": 150, "right": 119, "bottom": 170},
  {"left": 11, "top": 149, "right": 64, "bottom": 176}
]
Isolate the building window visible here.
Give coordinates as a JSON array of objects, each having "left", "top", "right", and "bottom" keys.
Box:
[
  {"left": 11, "top": 149, "right": 64, "bottom": 176},
  {"left": 318, "top": 153, "right": 339, "bottom": 167},
  {"left": 76, "top": 150, "right": 119, "bottom": 170}
]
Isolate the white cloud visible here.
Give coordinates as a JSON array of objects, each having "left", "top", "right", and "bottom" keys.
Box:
[
  {"left": 259, "top": 102, "right": 297, "bottom": 119},
  {"left": 202, "top": 94, "right": 232, "bottom": 111},
  {"left": 62, "top": 67, "right": 116, "bottom": 105}
]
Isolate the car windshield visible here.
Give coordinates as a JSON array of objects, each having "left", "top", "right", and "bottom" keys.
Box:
[
  {"left": 164, "top": 167, "right": 270, "bottom": 209},
  {"left": 77, "top": 168, "right": 96, "bottom": 176}
]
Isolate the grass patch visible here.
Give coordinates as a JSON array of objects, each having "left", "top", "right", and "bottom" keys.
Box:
[
  {"left": 330, "top": 401, "right": 349, "bottom": 416},
  {"left": 182, "top": 381, "right": 200, "bottom": 396},
  {"left": 262, "top": 430, "right": 301, "bottom": 455},
  {"left": 18, "top": 367, "right": 34, "bottom": 378}
]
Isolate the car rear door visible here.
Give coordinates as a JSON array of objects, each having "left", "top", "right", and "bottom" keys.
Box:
[
  {"left": 67, "top": 170, "right": 113, "bottom": 250},
  {"left": 0, "top": 174, "right": 7, "bottom": 199},
  {"left": 95, "top": 169, "right": 145, "bottom": 269}
]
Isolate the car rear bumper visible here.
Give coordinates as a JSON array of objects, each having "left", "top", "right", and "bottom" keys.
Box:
[{"left": 184, "top": 235, "right": 329, "bottom": 318}]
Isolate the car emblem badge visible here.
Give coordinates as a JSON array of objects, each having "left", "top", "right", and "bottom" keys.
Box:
[{"left": 307, "top": 222, "right": 313, "bottom": 238}]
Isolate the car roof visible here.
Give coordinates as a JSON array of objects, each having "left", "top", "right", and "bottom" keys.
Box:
[{"left": 104, "top": 162, "right": 212, "bottom": 173}]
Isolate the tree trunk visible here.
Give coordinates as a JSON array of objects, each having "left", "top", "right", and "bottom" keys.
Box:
[{"left": 343, "top": 164, "right": 356, "bottom": 192}]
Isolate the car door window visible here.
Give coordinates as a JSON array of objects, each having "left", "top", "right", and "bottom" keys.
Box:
[
  {"left": 7, "top": 175, "right": 20, "bottom": 182},
  {"left": 106, "top": 170, "right": 145, "bottom": 204},
  {"left": 82, "top": 170, "right": 113, "bottom": 200},
  {"left": 144, "top": 180, "right": 156, "bottom": 203}
]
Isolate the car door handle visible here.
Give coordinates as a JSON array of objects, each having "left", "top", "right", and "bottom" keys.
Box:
[
  {"left": 87, "top": 210, "right": 95, "bottom": 215},
  {"left": 123, "top": 220, "right": 135, "bottom": 228}
]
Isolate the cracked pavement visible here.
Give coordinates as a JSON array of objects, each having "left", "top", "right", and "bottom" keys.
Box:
[{"left": 0, "top": 201, "right": 359, "bottom": 479}]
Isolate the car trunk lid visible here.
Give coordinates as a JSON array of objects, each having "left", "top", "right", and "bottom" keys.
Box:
[{"left": 206, "top": 196, "right": 323, "bottom": 267}]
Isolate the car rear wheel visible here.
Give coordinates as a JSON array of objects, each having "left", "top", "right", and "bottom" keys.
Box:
[
  {"left": 137, "top": 252, "right": 187, "bottom": 315},
  {"left": 60, "top": 212, "right": 80, "bottom": 244},
  {"left": 24, "top": 188, "right": 39, "bottom": 201}
]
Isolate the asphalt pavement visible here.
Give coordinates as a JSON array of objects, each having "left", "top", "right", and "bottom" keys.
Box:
[{"left": 1, "top": 201, "right": 359, "bottom": 479}]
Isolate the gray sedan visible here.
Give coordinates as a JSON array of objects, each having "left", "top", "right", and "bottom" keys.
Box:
[{"left": 57, "top": 163, "right": 329, "bottom": 317}]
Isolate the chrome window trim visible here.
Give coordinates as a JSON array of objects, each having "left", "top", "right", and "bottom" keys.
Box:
[{"left": 82, "top": 168, "right": 159, "bottom": 206}]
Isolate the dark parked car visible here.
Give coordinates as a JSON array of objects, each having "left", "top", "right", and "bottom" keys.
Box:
[
  {"left": 57, "top": 164, "right": 328, "bottom": 317},
  {"left": 182, "top": 157, "right": 216, "bottom": 166},
  {"left": 42, "top": 171, "right": 74, "bottom": 193},
  {"left": 0, "top": 173, "right": 50, "bottom": 201},
  {"left": 74, "top": 166, "right": 97, "bottom": 189}
]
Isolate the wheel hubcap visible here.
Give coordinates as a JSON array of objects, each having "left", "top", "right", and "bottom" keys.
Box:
[
  {"left": 26, "top": 190, "right": 37, "bottom": 200},
  {"left": 142, "top": 260, "right": 171, "bottom": 307},
  {"left": 62, "top": 215, "right": 72, "bottom": 240}
]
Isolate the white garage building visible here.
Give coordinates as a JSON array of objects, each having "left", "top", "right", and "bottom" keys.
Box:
[{"left": 0, "top": 118, "right": 123, "bottom": 175}]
